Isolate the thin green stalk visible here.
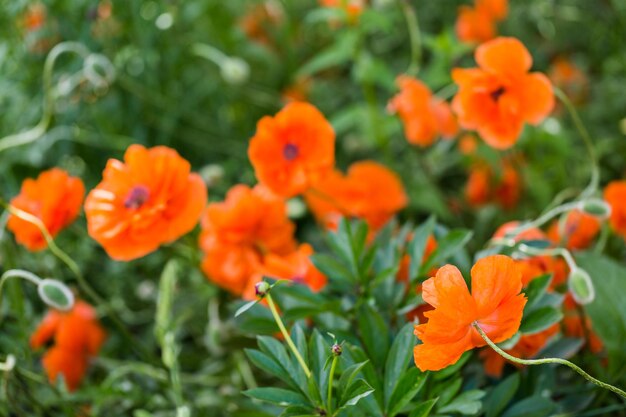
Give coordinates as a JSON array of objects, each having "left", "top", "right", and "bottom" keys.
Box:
[
  {"left": 473, "top": 322, "right": 626, "bottom": 399},
  {"left": 509, "top": 201, "right": 579, "bottom": 237},
  {"left": 554, "top": 87, "right": 599, "bottom": 199},
  {"left": 327, "top": 355, "right": 339, "bottom": 415},
  {"left": 266, "top": 293, "right": 311, "bottom": 378},
  {"left": 1, "top": 202, "right": 157, "bottom": 364},
  {"left": 400, "top": 0, "right": 421, "bottom": 75}
]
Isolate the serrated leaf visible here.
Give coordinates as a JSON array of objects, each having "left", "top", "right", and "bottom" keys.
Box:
[
  {"left": 485, "top": 373, "right": 520, "bottom": 417},
  {"left": 384, "top": 323, "right": 416, "bottom": 405},
  {"left": 244, "top": 388, "right": 309, "bottom": 407},
  {"left": 387, "top": 368, "right": 427, "bottom": 417}
]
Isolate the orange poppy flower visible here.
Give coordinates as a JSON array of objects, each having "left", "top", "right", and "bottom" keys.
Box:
[
  {"left": 413, "top": 254, "right": 526, "bottom": 371},
  {"left": 199, "top": 184, "right": 296, "bottom": 297},
  {"left": 547, "top": 209, "right": 601, "bottom": 250},
  {"left": 493, "top": 221, "right": 546, "bottom": 242},
  {"left": 7, "top": 168, "right": 84, "bottom": 251},
  {"left": 30, "top": 301, "right": 106, "bottom": 391},
  {"left": 23, "top": 3, "right": 47, "bottom": 31},
  {"left": 452, "top": 37, "right": 554, "bottom": 149},
  {"left": 84, "top": 144, "right": 206, "bottom": 261},
  {"left": 455, "top": 6, "right": 497, "bottom": 44},
  {"left": 305, "top": 161, "right": 408, "bottom": 233},
  {"left": 465, "top": 162, "right": 520, "bottom": 209},
  {"left": 388, "top": 76, "right": 458, "bottom": 146},
  {"left": 481, "top": 323, "right": 559, "bottom": 377},
  {"left": 476, "top": 0, "right": 508, "bottom": 20},
  {"left": 248, "top": 102, "right": 335, "bottom": 198},
  {"left": 604, "top": 180, "right": 626, "bottom": 239},
  {"left": 549, "top": 56, "right": 588, "bottom": 105},
  {"left": 458, "top": 133, "right": 479, "bottom": 155},
  {"left": 319, "top": 0, "right": 365, "bottom": 22},
  {"left": 262, "top": 243, "right": 327, "bottom": 293}
]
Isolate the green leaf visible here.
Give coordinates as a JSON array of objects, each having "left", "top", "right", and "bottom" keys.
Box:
[
  {"left": 523, "top": 273, "right": 552, "bottom": 311},
  {"left": 244, "top": 388, "right": 309, "bottom": 407},
  {"left": 387, "top": 368, "right": 427, "bottom": 417},
  {"left": 357, "top": 304, "right": 390, "bottom": 369},
  {"left": 408, "top": 217, "right": 436, "bottom": 282},
  {"left": 484, "top": 373, "right": 520, "bottom": 417},
  {"left": 439, "top": 389, "right": 485, "bottom": 415},
  {"left": 311, "top": 254, "right": 353, "bottom": 284},
  {"left": 421, "top": 229, "right": 473, "bottom": 274},
  {"left": 309, "top": 330, "right": 331, "bottom": 400},
  {"left": 297, "top": 31, "right": 358, "bottom": 77},
  {"left": 338, "top": 361, "right": 370, "bottom": 394},
  {"left": 280, "top": 406, "right": 317, "bottom": 417},
  {"left": 338, "top": 378, "right": 374, "bottom": 409},
  {"left": 520, "top": 306, "right": 563, "bottom": 335},
  {"left": 501, "top": 396, "right": 557, "bottom": 417},
  {"left": 384, "top": 323, "right": 416, "bottom": 405},
  {"left": 409, "top": 398, "right": 438, "bottom": 417},
  {"left": 235, "top": 299, "right": 260, "bottom": 318},
  {"left": 577, "top": 253, "right": 626, "bottom": 375},
  {"left": 245, "top": 349, "right": 293, "bottom": 387}
]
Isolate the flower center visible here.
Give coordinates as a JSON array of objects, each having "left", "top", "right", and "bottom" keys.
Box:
[
  {"left": 490, "top": 86, "right": 506, "bottom": 102},
  {"left": 283, "top": 143, "right": 299, "bottom": 161},
  {"left": 124, "top": 185, "right": 150, "bottom": 209}
]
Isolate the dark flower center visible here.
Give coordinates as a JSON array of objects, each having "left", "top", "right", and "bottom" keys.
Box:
[
  {"left": 283, "top": 143, "right": 299, "bottom": 161},
  {"left": 124, "top": 185, "right": 150, "bottom": 209},
  {"left": 490, "top": 86, "right": 506, "bottom": 102}
]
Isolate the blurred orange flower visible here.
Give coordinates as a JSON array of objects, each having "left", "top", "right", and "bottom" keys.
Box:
[
  {"left": 458, "top": 133, "right": 479, "bottom": 155},
  {"left": 547, "top": 209, "right": 601, "bottom": 250},
  {"left": 455, "top": 0, "right": 508, "bottom": 44},
  {"left": 549, "top": 56, "right": 588, "bottom": 105},
  {"left": 84, "top": 144, "right": 206, "bottom": 261},
  {"left": 452, "top": 37, "right": 554, "bottom": 149},
  {"left": 262, "top": 243, "right": 327, "bottom": 293},
  {"left": 465, "top": 162, "right": 520, "bottom": 209},
  {"left": 319, "top": 0, "right": 365, "bottom": 23},
  {"left": 481, "top": 324, "right": 559, "bottom": 377},
  {"left": 388, "top": 76, "right": 458, "bottom": 147},
  {"left": 248, "top": 102, "right": 335, "bottom": 198},
  {"left": 604, "top": 180, "right": 626, "bottom": 239},
  {"left": 563, "top": 294, "right": 603, "bottom": 353},
  {"left": 414, "top": 255, "right": 526, "bottom": 371},
  {"left": 239, "top": 1, "right": 283, "bottom": 45},
  {"left": 305, "top": 160, "right": 408, "bottom": 232},
  {"left": 8, "top": 168, "right": 84, "bottom": 251},
  {"left": 199, "top": 184, "right": 296, "bottom": 297},
  {"left": 23, "top": 3, "right": 46, "bottom": 31},
  {"left": 31, "top": 301, "right": 106, "bottom": 391}
]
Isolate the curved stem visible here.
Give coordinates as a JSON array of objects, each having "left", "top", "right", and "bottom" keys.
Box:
[
  {"left": 473, "top": 322, "right": 626, "bottom": 399},
  {"left": 554, "top": 87, "right": 599, "bottom": 199},
  {"left": 400, "top": 0, "right": 421, "bottom": 75},
  {"left": 1, "top": 202, "right": 157, "bottom": 364},
  {"left": 509, "top": 201, "right": 579, "bottom": 237},
  {"left": 266, "top": 293, "right": 311, "bottom": 379},
  {"left": 327, "top": 355, "right": 339, "bottom": 415}
]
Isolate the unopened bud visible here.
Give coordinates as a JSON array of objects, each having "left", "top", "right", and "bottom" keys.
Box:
[
  {"left": 568, "top": 267, "right": 595, "bottom": 305},
  {"left": 331, "top": 343, "right": 342, "bottom": 356},
  {"left": 579, "top": 199, "right": 611, "bottom": 219},
  {"left": 220, "top": 57, "right": 249, "bottom": 85},
  {"left": 255, "top": 281, "right": 270, "bottom": 298}
]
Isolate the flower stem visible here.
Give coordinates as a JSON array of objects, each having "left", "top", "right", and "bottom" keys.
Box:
[
  {"left": 265, "top": 293, "right": 311, "bottom": 379},
  {"left": 473, "top": 322, "right": 626, "bottom": 399},
  {"left": 327, "top": 355, "right": 339, "bottom": 415},
  {"left": 553, "top": 87, "right": 599, "bottom": 199},
  {"left": 400, "top": 0, "right": 421, "bottom": 76}
]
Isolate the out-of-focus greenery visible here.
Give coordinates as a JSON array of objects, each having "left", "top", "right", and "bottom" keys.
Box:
[{"left": 1, "top": 0, "right": 626, "bottom": 416}]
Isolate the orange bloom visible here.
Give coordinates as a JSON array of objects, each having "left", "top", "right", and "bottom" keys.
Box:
[
  {"left": 465, "top": 162, "right": 520, "bottom": 209},
  {"left": 452, "top": 37, "right": 554, "bottom": 149},
  {"left": 23, "top": 3, "right": 47, "bottom": 31},
  {"left": 562, "top": 296, "right": 603, "bottom": 353},
  {"left": 549, "top": 56, "right": 588, "bottom": 105},
  {"left": 319, "top": 0, "right": 365, "bottom": 22},
  {"left": 84, "top": 144, "right": 206, "bottom": 261},
  {"left": 388, "top": 76, "right": 458, "bottom": 146},
  {"left": 262, "top": 243, "right": 327, "bottom": 293},
  {"left": 481, "top": 324, "right": 559, "bottom": 378},
  {"left": 493, "top": 221, "right": 546, "bottom": 242},
  {"left": 547, "top": 209, "right": 601, "bottom": 250},
  {"left": 248, "top": 102, "right": 335, "bottom": 198},
  {"left": 239, "top": 1, "right": 283, "bottom": 45},
  {"left": 414, "top": 255, "right": 526, "bottom": 371},
  {"left": 458, "top": 133, "right": 479, "bottom": 155},
  {"left": 199, "top": 184, "right": 296, "bottom": 297},
  {"left": 8, "top": 168, "right": 84, "bottom": 251},
  {"left": 604, "top": 180, "right": 626, "bottom": 239},
  {"left": 455, "top": 0, "right": 507, "bottom": 44},
  {"left": 305, "top": 161, "right": 408, "bottom": 232},
  {"left": 30, "top": 301, "right": 106, "bottom": 391}
]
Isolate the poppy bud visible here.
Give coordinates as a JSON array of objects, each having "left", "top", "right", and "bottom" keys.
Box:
[
  {"left": 579, "top": 199, "right": 611, "bottom": 219},
  {"left": 331, "top": 343, "right": 342, "bottom": 356},
  {"left": 568, "top": 267, "right": 595, "bottom": 305},
  {"left": 255, "top": 281, "right": 270, "bottom": 298},
  {"left": 220, "top": 57, "right": 250, "bottom": 85}
]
